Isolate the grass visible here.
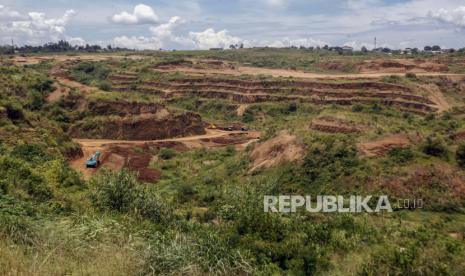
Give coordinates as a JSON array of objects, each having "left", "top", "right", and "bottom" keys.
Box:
[{"left": 2, "top": 51, "right": 465, "bottom": 275}]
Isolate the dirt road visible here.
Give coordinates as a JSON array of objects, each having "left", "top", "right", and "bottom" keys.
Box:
[
  {"left": 154, "top": 66, "right": 465, "bottom": 80},
  {"left": 69, "top": 129, "right": 260, "bottom": 180}
]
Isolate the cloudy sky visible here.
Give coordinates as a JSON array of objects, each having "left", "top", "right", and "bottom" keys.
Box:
[{"left": 1, "top": 0, "right": 464, "bottom": 50}]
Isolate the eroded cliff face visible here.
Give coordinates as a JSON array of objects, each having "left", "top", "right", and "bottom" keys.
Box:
[{"left": 68, "top": 100, "right": 205, "bottom": 140}]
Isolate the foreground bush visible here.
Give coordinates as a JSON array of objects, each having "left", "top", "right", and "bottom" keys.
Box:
[{"left": 91, "top": 169, "right": 172, "bottom": 224}]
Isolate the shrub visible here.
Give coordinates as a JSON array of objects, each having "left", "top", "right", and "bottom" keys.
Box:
[
  {"left": 421, "top": 135, "right": 447, "bottom": 157},
  {"left": 456, "top": 143, "right": 465, "bottom": 167},
  {"left": 0, "top": 156, "right": 52, "bottom": 200},
  {"left": 26, "top": 91, "right": 45, "bottom": 110},
  {"left": 4, "top": 102, "right": 24, "bottom": 121},
  {"left": 383, "top": 75, "right": 401, "bottom": 83},
  {"left": 242, "top": 108, "right": 255, "bottom": 123},
  {"left": 30, "top": 78, "right": 53, "bottom": 93},
  {"left": 288, "top": 102, "right": 297, "bottom": 112},
  {"left": 0, "top": 195, "right": 37, "bottom": 245},
  {"left": 71, "top": 62, "right": 111, "bottom": 84},
  {"left": 146, "top": 231, "right": 252, "bottom": 275},
  {"left": 159, "top": 148, "right": 176, "bottom": 160},
  {"left": 405, "top": 72, "right": 418, "bottom": 80},
  {"left": 352, "top": 104, "right": 364, "bottom": 112},
  {"left": 177, "top": 184, "right": 196, "bottom": 203},
  {"left": 388, "top": 148, "right": 414, "bottom": 164},
  {"left": 91, "top": 169, "right": 171, "bottom": 223},
  {"left": 301, "top": 137, "right": 360, "bottom": 193},
  {"left": 10, "top": 144, "right": 52, "bottom": 165},
  {"left": 98, "top": 81, "right": 112, "bottom": 91},
  {"left": 91, "top": 169, "right": 139, "bottom": 213}
]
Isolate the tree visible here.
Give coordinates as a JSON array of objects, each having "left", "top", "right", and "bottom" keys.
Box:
[
  {"left": 361, "top": 46, "right": 368, "bottom": 53},
  {"left": 432, "top": 45, "right": 441, "bottom": 51},
  {"left": 424, "top": 46, "right": 432, "bottom": 51}
]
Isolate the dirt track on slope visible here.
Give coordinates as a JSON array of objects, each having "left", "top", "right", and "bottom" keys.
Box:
[
  {"left": 69, "top": 129, "right": 260, "bottom": 180},
  {"left": 154, "top": 65, "right": 465, "bottom": 80}
]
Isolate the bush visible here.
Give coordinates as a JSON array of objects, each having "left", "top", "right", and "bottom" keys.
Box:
[
  {"left": 0, "top": 195, "right": 37, "bottom": 245},
  {"left": 10, "top": 144, "right": 52, "bottom": 165},
  {"left": 383, "top": 75, "right": 402, "bottom": 83},
  {"left": 302, "top": 137, "right": 359, "bottom": 187},
  {"left": 146, "top": 231, "right": 252, "bottom": 275},
  {"left": 388, "top": 148, "right": 414, "bottom": 164},
  {"left": 421, "top": 135, "right": 447, "bottom": 157},
  {"left": 91, "top": 169, "right": 139, "bottom": 212},
  {"left": 4, "top": 102, "right": 24, "bottom": 121},
  {"left": 159, "top": 148, "right": 176, "bottom": 160},
  {"left": 26, "top": 91, "right": 45, "bottom": 111},
  {"left": 71, "top": 62, "right": 111, "bottom": 85},
  {"left": 352, "top": 104, "right": 364, "bottom": 112},
  {"left": 98, "top": 81, "right": 112, "bottom": 91},
  {"left": 0, "top": 156, "right": 52, "bottom": 200},
  {"left": 456, "top": 143, "right": 465, "bottom": 167},
  {"left": 288, "top": 102, "right": 297, "bottom": 112},
  {"left": 91, "top": 169, "right": 171, "bottom": 223},
  {"left": 242, "top": 109, "right": 255, "bottom": 123},
  {"left": 405, "top": 72, "right": 418, "bottom": 80}
]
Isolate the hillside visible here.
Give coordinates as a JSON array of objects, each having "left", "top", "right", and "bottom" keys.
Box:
[{"left": 1, "top": 50, "right": 465, "bottom": 275}]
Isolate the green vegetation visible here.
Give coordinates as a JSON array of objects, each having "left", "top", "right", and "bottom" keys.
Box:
[
  {"left": 70, "top": 61, "right": 112, "bottom": 90},
  {"left": 1, "top": 51, "right": 465, "bottom": 275}
]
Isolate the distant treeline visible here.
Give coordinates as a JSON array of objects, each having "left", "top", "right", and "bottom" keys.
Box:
[{"left": 0, "top": 40, "right": 132, "bottom": 55}]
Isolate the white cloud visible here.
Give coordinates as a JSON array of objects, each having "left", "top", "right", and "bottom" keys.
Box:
[
  {"left": 188, "top": 28, "right": 241, "bottom": 49},
  {"left": 263, "top": 0, "right": 288, "bottom": 7},
  {"left": 113, "top": 16, "right": 190, "bottom": 50},
  {"left": 113, "top": 13, "right": 243, "bottom": 50},
  {"left": 149, "top": 16, "right": 183, "bottom": 37},
  {"left": 0, "top": 7, "right": 76, "bottom": 45},
  {"left": 111, "top": 4, "right": 159, "bottom": 24},
  {"left": 67, "top": 37, "right": 86, "bottom": 46},
  {"left": 0, "top": 5, "right": 22, "bottom": 20},
  {"left": 252, "top": 37, "right": 326, "bottom": 48},
  {"left": 429, "top": 6, "right": 465, "bottom": 27},
  {"left": 346, "top": 0, "right": 383, "bottom": 10},
  {"left": 113, "top": 35, "right": 162, "bottom": 50}
]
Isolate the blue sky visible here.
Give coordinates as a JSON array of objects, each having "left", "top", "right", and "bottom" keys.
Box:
[{"left": 1, "top": 0, "right": 465, "bottom": 49}]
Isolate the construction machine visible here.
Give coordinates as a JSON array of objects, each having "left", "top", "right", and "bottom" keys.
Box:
[{"left": 86, "top": 151, "right": 101, "bottom": 168}]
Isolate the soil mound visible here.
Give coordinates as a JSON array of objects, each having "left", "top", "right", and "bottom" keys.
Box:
[
  {"left": 69, "top": 112, "right": 205, "bottom": 140},
  {"left": 359, "top": 59, "right": 449, "bottom": 73},
  {"left": 310, "top": 116, "right": 363, "bottom": 133},
  {"left": 87, "top": 100, "right": 168, "bottom": 118},
  {"left": 249, "top": 130, "right": 305, "bottom": 172},
  {"left": 357, "top": 134, "right": 419, "bottom": 157}
]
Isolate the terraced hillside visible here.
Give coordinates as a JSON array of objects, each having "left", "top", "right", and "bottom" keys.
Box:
[
  {"left": 107, "top": 74, "right": 444, "bottom": 114},
  {"left": 3, "top": 51, "right": 465, "bottom": 275}
]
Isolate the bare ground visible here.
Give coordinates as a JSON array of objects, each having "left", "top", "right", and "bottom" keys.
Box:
[
  {"left": 153, "top": 65, "right": 465, "bottom": 80},
  {"left": 69, "top": 129, "right": 260, "bottom": 180},
  {"left": 357, "top": 134, "right": 421, "bottom": 157},
  {"left": 249, "top": 130, "right": 305, "bottom": 172}
]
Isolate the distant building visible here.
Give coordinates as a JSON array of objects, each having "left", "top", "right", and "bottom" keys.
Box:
[
  {"left": 341, "top": 46, "right": 353, "bottom": 54},
  {"left": 403, "top": 48, "right": 413, "bottom": 55}
]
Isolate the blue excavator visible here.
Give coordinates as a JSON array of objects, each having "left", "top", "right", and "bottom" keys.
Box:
[{"left": 86, "top": 151, "right": 101, "bottom": 168}]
